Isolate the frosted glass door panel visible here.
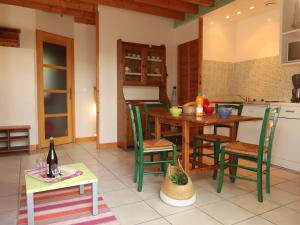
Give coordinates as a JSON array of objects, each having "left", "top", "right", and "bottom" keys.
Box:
[
  {"left": 43, "top": 42, "right": 66, "bottom": 66},
  {"left": 43, "top": 68, "right": 67, "bottom": 90},
  {"left": 44, "top": 93, "right": 67, "bottom": 114},
  {"left": 45, "top": 117, "right": 68, "bottom": 139}
]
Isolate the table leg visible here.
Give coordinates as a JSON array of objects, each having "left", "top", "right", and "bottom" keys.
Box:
[
  {"left": 92, "top": 182, "right": 98, "bottom": 215},
  {"left": 26, "top": 192, "right": 34, "bottom": 225},
  {"left": 80, "top": 184, "right": 84, "bottom": 194},
  {"left": 182, "top": 120, "right": 190, "bottom": 173}
]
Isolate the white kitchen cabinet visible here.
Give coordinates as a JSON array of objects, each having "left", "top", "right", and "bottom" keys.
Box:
[
  {"left": 271, "top": 104, "right": 300, "bottom": 172},
  {"left": 237, "top": 104, "right": 267, "bottom": 144}
]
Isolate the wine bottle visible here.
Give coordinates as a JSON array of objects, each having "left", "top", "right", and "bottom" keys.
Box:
[{"left": 47, "top": 137, "right": 58, "bottom": 178}]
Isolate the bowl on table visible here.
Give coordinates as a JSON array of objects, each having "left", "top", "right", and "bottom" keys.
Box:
[
  {"left": 204, "top": 106, "right": 215, "bottom": 116},
  {"left": 183, "top": 105, "right": 195, "bottom": 115},
  {"left": 217, "top": 107, "right": 232, "bottom": 119},
  {"left": 170, "top": 106, "right": 182, "bottom": 117}
]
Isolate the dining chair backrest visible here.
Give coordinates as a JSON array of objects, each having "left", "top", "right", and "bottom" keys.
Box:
[
  {"left": 135, "top": 105, "right": 145, "bottom": 151},
  {"left": 214, "top": 104, "right": 244, "bottom": 134},
  {"left": 144, "top": 103, "right": 169, "bottom": 139},
  {"left": 258, "top": 106, "right": 281, "bottom": 162},
  {"left": 128, "top": 104, "right": 139, "bottom": 152}
]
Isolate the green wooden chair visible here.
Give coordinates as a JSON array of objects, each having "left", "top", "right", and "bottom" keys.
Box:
[
  {"left": 217, "top": 106, "right": 281, "bottom": 202},
  {"left": 192, "top": 104, "right": 243, "bottom": 179},
  {"left": 144, "top": 103, "right": 182, "bottom": 141},
  {"left": 128, "top": 104, "right": 177, "bottom": 192}
]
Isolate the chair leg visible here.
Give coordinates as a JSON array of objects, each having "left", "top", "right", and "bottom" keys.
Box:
[
  {"left": 217, "top": 148, "right": 225, "bottom": 193},
  {"left": 161, "top": 151, "right": 167, "bottom": 176},
  {"left": 172, "top": 145, "right": 177, "bottom": 166},
  {"left": 133, "top": 147, "right": 138, "bottom": 183},
  {"left": 230, "top": 156, "right": 238, "bottom": 183},
  {"left": 213, "top": 141, "right": 220, "bottom": 180},
  {"left": 257, "top": 163, "right": 263, "bottom": 202},
  {"left": 266, "top": 156, "right": 271, "bottom": 194},
  {"left": 138, "top": 156, "right": 144, "bottom": 192}
]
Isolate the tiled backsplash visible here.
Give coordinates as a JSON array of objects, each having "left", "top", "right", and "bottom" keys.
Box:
[{"left": 202, "top": 56, "right": 300, "bottom": 102}]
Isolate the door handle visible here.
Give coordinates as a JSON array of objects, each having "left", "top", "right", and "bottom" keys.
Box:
[{"left": 285, "top": 110, "right": 295, "bottom": 113}]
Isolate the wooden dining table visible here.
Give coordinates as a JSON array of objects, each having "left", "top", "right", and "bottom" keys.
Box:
[{"left": 149, "top": 111, "right": 262, "bottom": 175}]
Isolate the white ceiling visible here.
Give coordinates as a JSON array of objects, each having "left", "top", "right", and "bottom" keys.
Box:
[{"left": 205, "top": 0, "right": 280, "bottom": 22}]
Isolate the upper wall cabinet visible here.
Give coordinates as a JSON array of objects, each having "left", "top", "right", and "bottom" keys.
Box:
[
  {"left": 117, "top": 40, "right": 167, "bottom": 86},
  {"left": 280, "top": 0, "right": 300, "bottom": 65}
]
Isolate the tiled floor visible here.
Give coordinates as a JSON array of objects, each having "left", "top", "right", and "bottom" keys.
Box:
[{"left": 1, "top": 142, "right": 300, "bottom": 225}]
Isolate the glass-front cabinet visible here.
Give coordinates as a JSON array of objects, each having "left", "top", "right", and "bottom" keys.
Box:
[{"left": 119, "top": 40, "right": 166, "bottom": 85}]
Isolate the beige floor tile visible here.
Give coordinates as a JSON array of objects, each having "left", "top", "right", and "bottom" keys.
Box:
[
  {"left": 275, "top": 181, "right": 300, "bottom": 196},
  {"left": 286, "top": 200, "right": 300, "bottom": 213},
  {"left": 0, "top": 210, "right": 18, "bottom": 225},
  {"left": 132, "top": 183, "right": 160, "bottom": 200},
  {"left": 200, "top": 200, "right": 254, "bottom": 225},
  {"left": 112, "top": 201, "right": 160, "bottom": 225},
  {"left": 145, "top": 198, "right": 194, "bottom": 216},
  {"left": 261, "top": 207, "right": 300, "bottom": 225},
  {"left": 98, "top": 178, "right": 127, "bottom": 193},
  {"left": 0, "top": 181, "right": 19, "bottom": 197},
  {"left": 272, "top": 169, "right": 300, "bottom": 180},
  {"left": 235, "top": 216, "right": 274, "bottom": 225},
  {"left": 139, "top": 218, "right": 170, "bottom": 225},
  {"left": 193, "top": 188, "right": 223, "bottom": 207},
  {"left": 0, "top": 195, "right": 18, "bottom": 212},
  {"left": 262, "top": 187, "right": 300, "bottom": 205},
  {"left": 102, "top": 188, "right": 141, "bottom": 207},
  {"left": 166, "top": 208, "right": 222, "bottom": 225},
  {"left": 229, "top": 193, "right": 279, "bottom": 214}
]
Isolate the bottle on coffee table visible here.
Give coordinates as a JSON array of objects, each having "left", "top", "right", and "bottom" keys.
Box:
[{"left": 47, "top": 137, "right": 58, "bottom": 178}]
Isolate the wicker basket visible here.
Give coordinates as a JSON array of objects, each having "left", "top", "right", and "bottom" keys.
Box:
[{"left": 160, "top": 161, "right": 196, "bottom": 206}]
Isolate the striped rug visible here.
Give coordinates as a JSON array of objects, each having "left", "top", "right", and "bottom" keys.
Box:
[{"left": 18, "top": 184, "right": 118, "bottom": 225}]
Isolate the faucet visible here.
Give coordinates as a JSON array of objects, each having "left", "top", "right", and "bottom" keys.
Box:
[{"left": 237, "top": 95, "right": 250, "bottom": 102}]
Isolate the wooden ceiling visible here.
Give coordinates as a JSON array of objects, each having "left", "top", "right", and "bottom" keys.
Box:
[{"left": 0, "top": 0, "right": 214, "bottom": 25}]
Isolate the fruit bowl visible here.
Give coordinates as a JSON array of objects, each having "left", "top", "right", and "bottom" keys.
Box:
[
  {"left": 204, "top": 106, "right": 214, "bottom": 116},
  {"left": 183, "top": 105, "right": 195, "bottom": 115},
  {"left": 170, "top": 106, "right": 182, "bottom": 117},
  {"left": 217, "top": 107, "right": 231, "bottom": 119}
]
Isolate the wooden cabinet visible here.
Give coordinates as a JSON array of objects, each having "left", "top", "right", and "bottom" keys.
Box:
[
  {"left": 118, "top": 40, "right": 167, "bottom": 86},
  {"left": 0, "top": 125, "right": 30, "bottom": 153},
  {"left": 177, "top": 39, "right": 200, "bottom": 105},
  {"left": 117, "top": 39, "right": 170, "bottom": 150}
]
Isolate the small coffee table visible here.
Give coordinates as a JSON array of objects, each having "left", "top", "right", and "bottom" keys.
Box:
[{"left": 25, "top": 163, "right": 98, "bottom": 225}]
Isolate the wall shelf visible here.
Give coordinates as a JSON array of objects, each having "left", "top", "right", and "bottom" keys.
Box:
[{"left": 0, "top": 125, "right": 30, "bottom": 153}]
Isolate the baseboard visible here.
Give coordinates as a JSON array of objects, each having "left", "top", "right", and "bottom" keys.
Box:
[
  {"left": 75, "top": 136, "right": 97, "bottom": 143},
  {"left": 98, "top": 142, "right": 118, "bottom": 149},
  {"left": 29, "top": 145, "right": 38, "bottom": 151}
]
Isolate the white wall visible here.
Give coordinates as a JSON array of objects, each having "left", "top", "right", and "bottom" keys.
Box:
[
  {"left": 0, "top": 4, "right": 96, "bottom": 145},
  {"left": 235, "top": 9, "right": 280, "bottom": 61},
  {"left": 99, "top": 5, "right": 176, "bottom": 143},
  {"left": 203, "top": 18, "right": 236, "bottom": 62},
  {"left": 74, "top": 24, "right": 96, "bottom": 138}
]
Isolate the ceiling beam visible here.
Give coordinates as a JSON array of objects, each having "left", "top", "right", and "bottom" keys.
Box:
[
  {"left": 0, "top": 0, "right": 96, "bottom": 24},
  {"left": 133, "top": 0, "right": 198, "bottom": 14},
  {"left": 34, "top": 0, "right": 98, "bottom": 13},
  {"left": 99, "top": 0, "right": 185, "bottom": 20},
  {"left": 180, "top": 0, "right": 213, "bottom": 6}
]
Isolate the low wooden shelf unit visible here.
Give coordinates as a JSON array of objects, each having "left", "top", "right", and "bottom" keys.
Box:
[{"left": 0, "top": 125, "right": 30, "bottom": 153}]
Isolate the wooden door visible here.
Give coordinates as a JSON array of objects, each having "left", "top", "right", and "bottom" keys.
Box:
[
  {"left": 36, "top": 30, "right": 74, "bottom": 148},
  {"left": 177, "top": 39, "right": 199, "bottom": 106}
]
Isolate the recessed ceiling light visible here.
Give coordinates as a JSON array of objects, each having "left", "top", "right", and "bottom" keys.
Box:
[
  {"left": 237, "top": 11, "right": 241, "bottom": 15},
  {"left": 226, "top": 16, "right": 230, "bottom": 19},
  {"left": 249, "top": 6, "right": 255, "bottom": 10},
  {"left": 210, "top": 21, "right": 215, "bottom": 25}
]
